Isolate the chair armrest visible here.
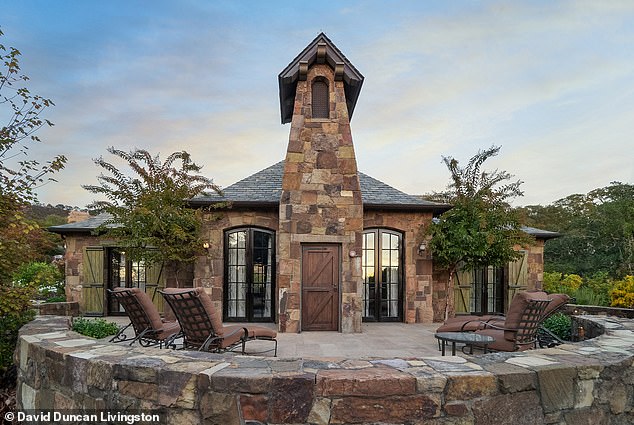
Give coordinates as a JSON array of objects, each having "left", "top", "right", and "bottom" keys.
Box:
[
  {"left": 459, "top": 316, "right": 505, "bottom": 331},
  {"left": 476, "top": 321, "right": 516, "bottom": 332}
]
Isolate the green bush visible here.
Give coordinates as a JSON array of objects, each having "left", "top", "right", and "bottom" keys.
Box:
[
  {"left": 12, "top": 261, "right": 65, "bottom": 302},
  {"left": 542, "top": 312, "right": 572, "bottom": 341},
  {"left": 0, "top": 284, "right": 37, "bottom": 372},
  {"left": 543, "top": 271, "right": 611, "bottom": 307},
  {"left": 71, "top": 317, "right": 120, "bottom": 339}
]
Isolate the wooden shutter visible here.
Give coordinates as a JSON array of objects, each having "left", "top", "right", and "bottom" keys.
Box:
[
  {"left": 145, "top": 261, "right": 165, "bottom": 314},
  {"left": 312, "top": 81, "right": 329, "bottom": 118},
  {"left": 82, "top": 247, "right": 105, "bottom": 316},
  {"left": 507, "top": 250, "right": 528, "bottom": 308},
  {"left": 453, "top": 267, "right": 473, "bottom": 314}
]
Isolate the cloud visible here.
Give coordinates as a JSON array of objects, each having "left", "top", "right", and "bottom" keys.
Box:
[{"left": 3, "top": 0, "right": 632, "bottom": 208}]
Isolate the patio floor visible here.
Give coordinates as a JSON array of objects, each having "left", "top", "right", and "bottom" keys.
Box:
[{"left": 105, "top": 317, "right": 444, "bottom": 358}]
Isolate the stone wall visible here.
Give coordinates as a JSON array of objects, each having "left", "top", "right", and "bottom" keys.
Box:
[
  {"left": 363, "top": 210, "right": 435, "bottom": 323},
  {"left": 61, "top": 234, "right": 102, "bottom": 307},
  {"left": 196, "top": 209, "right": 279, "bottom": 315},
  {"left": 17, "top": 315, "right": 634, "bottom": 424},
  {"left": 279, "top": 63, "right": 363, "bottom": 333}
]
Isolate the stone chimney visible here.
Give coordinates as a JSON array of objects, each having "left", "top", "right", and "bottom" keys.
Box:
[
  {"left": 67, "top": 210, "right": 90, "bottom": 224},
  {"left": 277, "top": 34, "right": 364, "bottom": 333}
]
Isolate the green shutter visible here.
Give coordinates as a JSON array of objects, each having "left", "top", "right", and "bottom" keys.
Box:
[
  {"left": 507, "top": 250, "right": 528, "bottom": 307},
  {"left": 145, "top": 261, "right": 165, "bottom": 314},
  {"left": 83, "top": 247, "right": 105, "bottom": 316},
  {"left": 453, "top": 267, "right": 473, "bottom": 314}
]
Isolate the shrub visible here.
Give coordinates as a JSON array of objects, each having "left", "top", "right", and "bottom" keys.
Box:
[
  {"left": 543, "top": 271, "right": 611, "bottom": 306},
  {"left": 583, "top": 271, "right": 612, "bottom": 305},
  {"left": 71, "top": 317, "right": 120, "bottom": 339},
  {"left": 12, "top": 261, "right": 65, "bottom": 301},
  {"left": 543, "top": 272, "right": 563, "bottom": 293},
  {"left": 542, "top": 312, "right": 572, "bottom": 341},
  {"left": 561, "top": 274, "right": 583, "bottom": 291},
  {"left": 610, "top": 276, "right": 634, "bottom": 308},
  {"left": 0, "top": 284, "right": 37, "bottom": 372}
]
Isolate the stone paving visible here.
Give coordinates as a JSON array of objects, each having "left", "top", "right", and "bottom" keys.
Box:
[{"left": 106, "top": 316, "right": 443, "bottom": 358}]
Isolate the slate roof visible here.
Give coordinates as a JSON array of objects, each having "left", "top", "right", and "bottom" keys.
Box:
[
  {"left": 520, "top": 226, "right": 561, "bottom": 240},
  {"left": 189, "top": 161, "right": 450, "bottom": 213},
  {"left": 47, "top": 212, "right": 117, "bottom": 235}
]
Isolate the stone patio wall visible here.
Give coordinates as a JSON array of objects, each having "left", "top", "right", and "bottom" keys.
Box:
[{"left": 17, "top": 315, "right": 634, "bottom": 424}]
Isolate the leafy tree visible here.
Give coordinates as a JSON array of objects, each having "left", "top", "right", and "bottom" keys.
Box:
[
  {"left": 424, "top": 146, "right": 533, "bottom": 319},
  {"left": 0, "top": 28, "right": 65, "bottom": 374},
  {"left": 521, "top": 182, "right": 634, "bottom": 277},
  {"left": 0, "top": 28, "right": 66, "bottom": 282},
  {"left": 83, "top": 147, "right": 221, "bottom": 285}
]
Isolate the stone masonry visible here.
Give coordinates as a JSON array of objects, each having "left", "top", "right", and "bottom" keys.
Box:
[
  {"left": 278, "top": 60, "right": 363, "bottom": 333},
  {"left": 17, "top": 314, "right": 634, "bottom": 424}
]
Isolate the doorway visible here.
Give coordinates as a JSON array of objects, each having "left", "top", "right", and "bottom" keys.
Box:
[
  {"left": 224, "top": 228, "right": 275, "bottom": 322},
  {"left": 362, "top": 229, "right": 403, "bottom": 322},
  {"left": 301, "top": 244, "right": 340, "bottom": 331},
  {"left": 105, "top": 248, "right": 165, "bottom": 315}
]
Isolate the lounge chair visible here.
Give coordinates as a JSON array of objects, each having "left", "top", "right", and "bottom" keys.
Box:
[
  {"left": 436, "top": 292, "right": 570, "bottom": 333},
  {"left": 160, "top": 287, "right": 278, "bottom": 356},
  {"left": 107, "top": 287, "right": 181, "bottom": 348},
  {"left": 470, "top": 296, "right": 552, "bottom": 352}
]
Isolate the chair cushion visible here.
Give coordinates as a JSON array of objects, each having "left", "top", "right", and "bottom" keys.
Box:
[
  {"left": 475, "top": 329, "right": 519, "bottom": 352},
  {"left": 436, "top": 315, "right": 502, "bottom": 332},
  {"left": 219, "top": 325, "right": 248, "bottom": 349},
  {"left": 543, "top": 293, "right": 571, "bottom": 317},
  {"left": 246, "top": 326, "right": 277, "bottom": 339},
  {"left": 155, "top": 320, "right": 181, "bottom": 340},
  {"left": 504, "top": 291, "right": 550, "bottom": 341},
  {"left": 113, "top": 287, "right": 164, "bottom": 332},
  {"left": 192, "top": 287, "right": 226, "bottom": 336}
]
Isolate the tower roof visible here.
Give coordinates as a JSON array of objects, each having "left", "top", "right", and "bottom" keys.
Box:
[{"left": 278, "top": 33, "right": 364, "bottom": 124}]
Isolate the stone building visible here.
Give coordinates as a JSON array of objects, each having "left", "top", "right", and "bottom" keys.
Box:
[{"left": 49, "top": 33, "right": 558, "bottom": 332}]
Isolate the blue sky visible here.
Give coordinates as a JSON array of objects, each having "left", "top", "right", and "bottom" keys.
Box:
[{"left": 3, "top": 0, "right": 633, "bottom": 208}]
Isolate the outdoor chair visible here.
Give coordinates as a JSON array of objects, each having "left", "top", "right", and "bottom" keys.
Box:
[
  {"left": 160, "top": 287, "right": 278, "bottom": 356},
  {"left": 436, "top": 291, "right": 571, "bottom": 351},
  {"left": 436, "top": 292, "right": 569, "bottom": 332},
  {"left": 469, "top": 296, "right": 552, "bottom": 352},
  {"left": 107, "top": 287, "right": 181, "bottom": 348}
]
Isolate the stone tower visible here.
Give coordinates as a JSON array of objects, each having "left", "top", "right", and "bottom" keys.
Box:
[{"left": 277, "top": 33, "right": 365, "bottom": 333}]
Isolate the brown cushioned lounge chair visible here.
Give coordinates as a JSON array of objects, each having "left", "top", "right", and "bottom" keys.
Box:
[
  {"left": 436, "top": 292, "right": 570, "bottom": 333},
  {"left": 107, "top": 287, "right": 181, "bottom": 348},
  {"left": 160, "top": 287, "right": 278, "bottom": 356},
  {"left": 436, "top": 291, "right": 566, "bottom": 352},
  {"left": 470, "top": 295, "right": 552, "bottom": 352}
]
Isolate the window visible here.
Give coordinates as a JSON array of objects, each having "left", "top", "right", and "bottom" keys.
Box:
[
  {"left": 312, "top": 80, "right": 329, "bottom": 118},
  {"left": 362, "top": 229, "right": 403, "bottom": 321},
  {"left": 225, "top": 228, "right": 275, "bottom": 322},
  {"left": 106, "top": 248, "right": 164, "bottom": 315},
  {"left": 470, "top": 266, "right": 505, "bottom": 314}
]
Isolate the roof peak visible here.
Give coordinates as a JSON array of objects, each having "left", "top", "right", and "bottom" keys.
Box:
[{"left": 278, "top": 33, "right": 364, "bottom": 124}]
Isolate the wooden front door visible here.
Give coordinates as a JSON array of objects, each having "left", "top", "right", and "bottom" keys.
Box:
[{"left": 302, "top": 245, "right": 340, "bottom": 331}]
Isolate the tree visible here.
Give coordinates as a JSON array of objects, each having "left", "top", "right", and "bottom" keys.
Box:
[
  {"left": 424, "top": 146, "right": 533, "bottom": 320},
  {"left": 0, "top": 28, "right": 66, "bottom": 374},
  {"left": 0, "top": 29, "right": 67, "bottom": 282},
  {"left": 521, "top": 182, "right": 634, "bottom": 277},
  {"left": 83, "top": 147, "right": 221, "bottom": 285}
]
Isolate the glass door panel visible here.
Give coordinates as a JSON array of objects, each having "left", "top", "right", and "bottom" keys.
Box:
[
  {"left": 362, "top": 229, "right": 403, "bottom": 322},
  {"left": 225, "top": 228, "right": 275, "bottom": 322}
]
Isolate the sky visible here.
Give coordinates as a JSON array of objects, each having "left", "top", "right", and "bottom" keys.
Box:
[{"left": 2, "top": 0, "right": 633, "bottom": 208}]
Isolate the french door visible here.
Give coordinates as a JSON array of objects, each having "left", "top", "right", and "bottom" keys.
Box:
[
  {"left": 106, "top": 248, "right": 165, "bottom": 315},
  {"left": 224, "top": 228, "right": 275, "bottom": 322},
  {"left": 471, "top": 266, "right": 505, "bottom": 314},
  {"left": 362, "top": 229, "right": 403, "bottom": 322}
]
